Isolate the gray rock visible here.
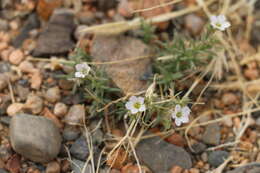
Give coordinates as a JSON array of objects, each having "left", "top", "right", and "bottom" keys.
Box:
[
  {"left": 92, "top": 129, "right": 104, "bottom": 146},
  {"left": 202, "top": 123, "right": 221, "bottom": 145},
  {"left": 96, "top": 0, "right": 118, "bottom": 11},
  {"left": 70, "top": 136, "right": 89, "bottom": 161},
  {"left": 0, "top": 145, "right": 12, "bottom": 161},
  {"left": 191, "top": 142, "right": 207, "bottom": 154},
  {"left": 256, "top": 117, "right": 260, "bottom": 126},
  {"left": 71, "top": 159, "right": 92, "bottom": 173},
  {"left": 64, "top": 105, "right": 85, "bottom": 125},
  {"left": 226, "top": 163, "right": 260, "bottom": 173},
  {"left": 0, "top": 62, "right": 10, "bottom": 73},
  {"left": 0, "top": 168, "right": 8, "bottom": 173},
  {"left": 208, "top": 151, "right": 229, "bottom": 167},
  {"left": 0, "top": 19, "right": 8, "bottom": 31},
  {"left": 136, "top": 136, "right": 192, "bottom": 173},
  {"left": 0, "top": 116, "right": 11, "bottom": 125},
  {"left": 12, "top": 13, "right": 40, "bottom": 48},
  {"left": 63, "top": 125, "right": 80, "bottom": 141},
  {"left": 9, "top": 114, "right": 62, "bottom": 163},
  {"left": 32, "top": 9, "right": 75, "bottom": 57}
]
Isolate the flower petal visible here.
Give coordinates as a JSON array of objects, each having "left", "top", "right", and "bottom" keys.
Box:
[
  {"left": 210, "top": 15, "right": 218, "bottom": 23},
  {"left": 181, "top": 115, "right": 189, "bottom": 123},
  {"left": 75, "top": 64, "right": 84, "bottom": 71},
  {"left": 139, "top": 105, "right": 146, "bottom": 112},
  {"left": 125, "top": 101, "right": 133, "bottom": 110},
  {"left": 75, "top": 72, "right": 85, "bottom": 78},
  {"left": 129, "top": 96, "right": 138, "bottom": 102},
  {"left": 175, "top": 104, "right": 181, "bottom": 112},
  {"left": 137, "top": 97, "right": 145, "bottom": 104},
  {"left": 130, "top": 108, "right": 138, "bottom": 114},
  {"left": 218, "top": 14, "right": 226, "bottom": 22},
  {"left": 181, "top": 106, "right": 191, "bottom": 117},
  {"left": 175, "top": 118, "right": 182, "bottom": 126}
]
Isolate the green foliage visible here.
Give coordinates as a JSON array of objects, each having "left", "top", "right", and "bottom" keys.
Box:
[
  {"left": 153, "top": 26, "right": 219, "bottom": 89},
  {"left": 139, "top": 20, "right": 157, "bottom": 44}
]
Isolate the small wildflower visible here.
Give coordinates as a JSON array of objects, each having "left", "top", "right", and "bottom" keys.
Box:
[
  {"left": 125, "top": 96, "right": 146, "bottom": 114},
  {"left": 210, "top": 15, "right": 231, "bottom": 31},
  {"left": 75, "top": 62, "right": 91, "bottom": 78},
  {"left": 171, "top": 104, "right": 191, "bottom": 126}
]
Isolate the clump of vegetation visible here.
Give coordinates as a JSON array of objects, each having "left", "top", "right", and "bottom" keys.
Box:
[{"left": 69, "top": 15, "right": 230, "bottom": 130}]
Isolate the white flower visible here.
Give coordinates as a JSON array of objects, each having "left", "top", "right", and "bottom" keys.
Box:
[
  {"left": 125, "top": 96, "right": 146, "bottom": 114},
  {"left": 74, "top": 63, "right": 91, "bottom": 78},
  {"left": 171, "top": 104, "right": 191, "bottom": 126},
  {"left": 210, "top": 15, "right": 231, "bottom": 31}
]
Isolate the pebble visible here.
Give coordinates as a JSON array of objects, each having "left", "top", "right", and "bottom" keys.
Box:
[
  {"left": 16, "top": 85, "right": 30, "bottom": 101},
  {"left": 0, "top": 145, "right": 12, "bottom": 162},
  {"left": 70, "top": 159, "right": 91, "bottom": 173},
  {"left": 0, "top": 168, "right": 8, "bottom": 173},
  {"left": 74, "top": 25, "right": 88, "bottom": 40},
  {"left": 0, "top": 74, "right": 8, "bottom": 91},
  {"left": 64, "top": 105, "right": 85, "bottom": 125},
  {"left": 69, "top": 136, "right": 89, "bottom": 161},
  {"left": 208, "top": 151, "right": 229, "bottom": 167},
  {"left": 53, "top": 102, "right": 68, "bottom": 117},
  {"left": 0, "top": 42, "right": 8, "bottom": 52},
  {"left": 18, "top": 61, "right": 36, "bottom": 74},
  {"left": 184, "top": 14, "right": 204, "bottom": 36},
  {"left": 0, "top": 19, "right": 9, "bottom": 31},
  {"left": 202, "top": 123, "right": 221, "bottom": 145},
  {"left": 45, "top": 87, "right": 61, "bottom": 103},
  {"left": 191, "top": 142, "right": 207, "bottom": 154},
  {"left": 8, "top": 49, "right": 24, "bottom": 65},
  {"left": 201, "top": 152, "right": 208, "bottom": 162},
  {"left": 170, "top": 165, "right": 183, "bottom": 173},
  {"left": 46, "top": 161, "right": 60, "bottom": 173},
  {"left": 189, "top": 168, "right": 200, "bottom": 173},
  {"left": 32, "top": 9, "right": 75, "bottom": 57},
  {"left": 10, "top": 114, "right": 61, "bottom": 163},
  {"left": 221, "top": 93, "right": 238, "bottom": 106},
  {"left": 58, "top": 79, "right": 73, "bottom": 90},
  {"left": 7, "top": 103, "right": 24, "bottom": 116},
  {"left": 244, "top": 68, "right": 259, "bottom": 80},
  {"left": 136, "top": 135, "right": 192, "bottom": 173},
  {"left": 62, "top": 125, "right": 80, "bottom": 141},
  {"left": 24, "top": 95, "right": 43, "bottom": 114},
  {"left": 0, "top": 62, "right": 11, "bottom": 73}
]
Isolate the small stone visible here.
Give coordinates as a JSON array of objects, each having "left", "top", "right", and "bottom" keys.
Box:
[
  {"left": 96, "top": 0, "right": 118, "bottom": 11},
  {"left": 0, "top": 145, "right": 13, "bottom": 162},
  {"left": 185, "top": 14, "right": 205, "bottom": 36},
  {"left": 191, "top": 142, "right": 207, "bottom": 154},
  {"left": 208, "top": 151, "right": 229, "bottom": 167},
  {"left": 221, "top": 93, "right": 238, "bottom": 106},
  {"left": 244, "top": 68, "right": 259, "bottom": 80},
  {"left": 62, "top": 125, "right": 80, "bottom": 141},
  {"left": 58, "top": 79, "right": 73, "bottom": 90},
  {"left": 7, "top": 103, "right": 24, "bottom": 116},
  {"left": 70, "top": 159, "right": 91, "bottom": 173},
  {"left": 256, "top": 117, "right": 260, "bottom": 126},
  {"left": 189, "top": 168, "right": 200, "bottom": 173},
  {"left": 74, "top": 25, "right": 88, "bottom": 41},
  {"left": 0, "top": 62, "right": 11, "bottom": 73},
  {"left": 23, "top": 95, "right": 43, "bottom": 114},
  {"left": 0, "top": 74, "right": 8, "bottom": 91},
  {"left": 0, "top": 168, "right": 8, "bottom": 173},
  {"left": 32, "top": 9, "right": 75, "bottom": 57},
  {"left": 8, "top": 49, "right": 24, "bottom": 65},
  {"left": 46, "top": 161, "right": 60, "bottom": 173},
  {"left": 18, "top": 61, "right": 36, "bottom": 73},
  {"left": 136, "top": 135, "right": 192, "bottom": 173},
  {"left": 0, "top": 19, "right": 9, "bottom": 31},
  {"left": 16, "top": 85, "right": 30, "bottom": 101},
  {"left": 170, "top": 165, "right": 183, "bottom": 173},
  {"left": 201, "top": 152, "right": 208, "bottom": 162},
  {"left": 69, "top": 136, "right": 89, "bottom": 161},
  {"left": 10, "top": 114, "right": 62, "bottom": 163},
  {"left": 45, "top": 87, "right": 61, "bottom": 103},
  {"left": 202, "top": 123, "right": 221, "bottom": 145},
  {"left": 53, "top": 102, "right": 68, "bottom": 117},
  {"left": 64, "top": 105, "right": 85, "bottom": 125},
  {"left": 0, "top": 42, "right": 8, "bottom": 52}
]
